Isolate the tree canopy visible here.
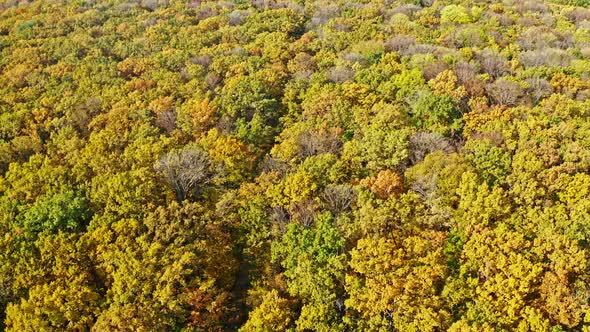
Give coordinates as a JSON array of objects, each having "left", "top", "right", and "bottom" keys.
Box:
[{"left": 1, "top": 0, "right": 590, "bottom": 330}]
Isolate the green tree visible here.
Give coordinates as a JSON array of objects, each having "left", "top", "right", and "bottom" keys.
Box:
[{"left": 271, "top": 213, "right": 346, "bottom": 331}]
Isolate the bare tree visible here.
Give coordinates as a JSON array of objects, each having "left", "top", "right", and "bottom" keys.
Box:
[
  {"left": 486, "top": 79, "right": 523, "bottom": 106},
  {"left": 385, "top": 35, "right": 415, "bottom": 54},
  {"left": 567, "top": 8, "right": 590, "bottom": 25},
  {"left": 309, "top": 4, "right": 340, "bottom": 28},
  {"left": 342, "top": 52, "right": 366, "bottom": 65},
  {"left": 576, "top": 89, "right": 590, "bottom": 102},
  {"left": 290, "top": 52, "right": 317, "bottom": 79},
  {"left": 454, "top": 62, "right": 477, "bottom": 84},
  {"left": 387, "top": 4, "right": 421, "bottom": 19},
  {"left": 519, "top": 0, "right": 547, "bottom": 14},
  {"left": 140, "top": 0, "right": 168, "bottom": 11},
  {"left": 404, "top": 43, "right": 438, "bottom": 57},
  {"left": 154, "top": 110, "right": 177, "bottom": 133},
  {"left": 326, "top": 66, "right": 355, "bottom": 83},
  {"left": 189, "top": 55, "right": 212, "bottom": 69},
  {"left": 408, "top": 132, "right": 455, "bottom": 164},
  {"left": 516, "top": 16, "right": 538, "bottom": 27},
  {"left": 270, "top": 206, "right": 290, "bottom": 234},
  {"left": 519, "top": 49, "right": 573, "bottom": 68},
  {"left": 554, "top": 32, "right": 574, "bottom": 50},
  {"left": 477, "top": 50, "right": 509, "bottom": 80},
  {"left": 297, "top": 128, "right": 343, "bottom": 159},
  {"left": 205, "top": 73, "right": 221, "bottom": 89},
  {"left": 540, "top": 14, "right": 555, "bottom": 27},
  {"left": 70, "top": 97, "right": 102, "bottom": 134},
  {"left": 251, "top": 0, "right": 272, "bottom": 10},
  {"left": 291, "top": 199, "right": 317, "bottom": 227},
  {"left": 259, "top": 155, "right": 289, "bottom": 177},
  {"left": 484, "top": 12, "right": 513, "bottom": 27},
  {"left": 525, "top": 77, "right": 552, "bottom": 105},
  {"left": 154, "top": 147, "right": 216, "bottom": 202},
  {"left": 423, "top": 61, "right": 448, "bottom": 81},
  {"left": 410, "top": 172, "right": 438, "bottom": 201},
  {"left": 322, "top": 185, "right": 356, "bottom": 216},
  {"left": 187, "top": 0, "right": 201, "bottom": 9},
  {"left": 228, "top": 10, "right": 249, "bottom": 26},
  {"left": 517, "top": 27, "right": 555, "bottom": 51},
  {"left": 195, "top": 6, "right": 216, "bottom": 20}
]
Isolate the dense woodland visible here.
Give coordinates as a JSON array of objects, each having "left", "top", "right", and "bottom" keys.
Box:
[{"left": 1, "top": 0, "right": 590, "bottom": 330}]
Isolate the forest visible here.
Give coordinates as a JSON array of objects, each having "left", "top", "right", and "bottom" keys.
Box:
[{"left": 1, "top": 0, "right": 590, "bottom": 330}]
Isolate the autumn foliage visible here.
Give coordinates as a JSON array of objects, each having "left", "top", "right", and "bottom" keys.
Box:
[{"left": 0, "top": 0, "right": 590, "bottom": 331}]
